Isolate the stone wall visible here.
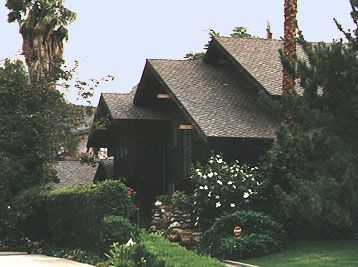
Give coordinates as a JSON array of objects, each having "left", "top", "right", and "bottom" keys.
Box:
[{"left": 149, "top": 201, "right": 199, "bottom": 244}]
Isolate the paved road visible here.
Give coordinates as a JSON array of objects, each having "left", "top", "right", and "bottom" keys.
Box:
[{"left": 0, "top": 253, "right": 94, "bottom": 267}]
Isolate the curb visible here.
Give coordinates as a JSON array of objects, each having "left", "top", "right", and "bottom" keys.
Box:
[
  {"left": 222, "top": 259, "right": 258, "bottom": 267},
  {"left": 0, "top": 252, "right": 28, "bottom": 256}
]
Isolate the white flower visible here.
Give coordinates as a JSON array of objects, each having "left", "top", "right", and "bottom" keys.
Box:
[
  {"left": 215, "top": 195, "right": 220, "bottom": 199},
  {"left": 208, "top": 172, "right": 213, "bottom": 178},
  {"left": 217, "top": 180, "right": 223, "bottom": 185},
  {"left": 216, "top": 202, "right": 221, "bottom": 208},
  {"left": 248, "top": 189, "right": 253, "bottom": 194},
  {"left": 230, "top": 203, "right": 236, "bottom": 208},
  {"left": 203, "top": 175, "right": 207, "bottom": 179},
  {"left": 7, "top": 206, "right": 11, "bottom": 209},
  {"left": 243, "top": 192, "right": 249, "bottom": 199},
  {"left": 194, "top": 222, "right": 198, "bottom": 226},
  {"left": 209, "top": 160, "right": 214, "bottom": 164},
  {"left": 125, "top": 238, "right": 136, "bottom": 247},
  {"left": 208, "top": 191, "right": 212, "bottom": 197},
  {"left": 196, "top": 216, "right": 200, "bottom": 221},
  {"left": 199, "top": 186, "right": 204, "bottom": 190},
  {"left": 214, "top": 172, "right": 218, "bottom": 176},
  {"left": 154, "top": 201, "right": 162, "bottom": 207},
  {"left": 217, "top": 158, "right": 223, "bottom": 164},
  {"left": 204, "top": 185, "right": 208, "bottom": 190},
  {"left": 232, "top": 185, "right": 237, "bottom": 189},
  {"left": 228, "top": 181, "right": 233, "bottom": 185},
  {"left": 197, "top": 171, "right": 202, "bottom": 177}
]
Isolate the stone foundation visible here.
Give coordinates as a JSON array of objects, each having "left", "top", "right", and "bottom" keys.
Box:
[{"left": 149, "top": 201, "right": 201, "bottom": 245}]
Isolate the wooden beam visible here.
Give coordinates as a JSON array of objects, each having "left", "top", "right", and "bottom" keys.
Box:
[
  {"left": 157, "top": 93, "right": 171, "bottom": 99},
  {"left": 178, "top": 124, "right": 194, "bottom": 130}
]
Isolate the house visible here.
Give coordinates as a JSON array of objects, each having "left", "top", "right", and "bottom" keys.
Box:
[
  {"left": 54, "top": 105, "right": 103, "bottom": 188},
  {"left": 53, "top": 160, "right": 98, "bottom": 188},
  {"left": 87, "top": 36, "right": 306, "bottom": 224}
]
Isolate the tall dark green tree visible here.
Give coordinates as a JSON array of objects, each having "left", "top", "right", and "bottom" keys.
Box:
[{"left": 257, "top": 0, "right": 358, "bottom": 240}]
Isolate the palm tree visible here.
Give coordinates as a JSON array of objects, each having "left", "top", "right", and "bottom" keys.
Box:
[
  {"left": 282, "top": 0, "right": 297, "bottom": 95},
  {"left": 6, "top": 0, "right": 76, "bottom": 84}
]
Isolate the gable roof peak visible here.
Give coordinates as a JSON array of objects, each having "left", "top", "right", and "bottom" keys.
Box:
[{"left": 210, "top": 35, "right": 306, "bottom": 96}]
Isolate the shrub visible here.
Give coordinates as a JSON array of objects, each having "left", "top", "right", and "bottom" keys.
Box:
[
  {"left": 140, "top": 232, "right": 224, "bottom": 267},
  {"left": 12, "top": 180, "right": 136, "bottom": 251},
  {"left": 191, "top": 154, "right": 260, "bottom": 231},
  {"left": 201, "top": 210, "right": 286, "bottom": 259},
  {"left": 171, "top": 191, "right": 192, "bottom": 211},
  {"left": 41, "top": 244, "right": 103, "bottom": 265},
  {"left": 105, "top": 242, "right": 164, "bottom": 267},
  {"left": 100, "top": 215, "right": 138, "bottom": 250}
]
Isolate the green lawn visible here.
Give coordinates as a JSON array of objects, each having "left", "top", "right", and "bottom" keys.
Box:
[{"left": 242, "top": 240, "right": 358, "bottom": 267}]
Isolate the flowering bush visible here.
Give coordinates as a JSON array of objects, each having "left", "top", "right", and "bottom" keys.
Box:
[{"left": 191, "top": 154, "right": 260, "bottom": 230}]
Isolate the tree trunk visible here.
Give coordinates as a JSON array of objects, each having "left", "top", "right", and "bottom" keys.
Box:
[
  {"left": 282, "top": 0, "right": 297, "bottom": 95},
  {"left": 20, "top": 11, "right": 64, "bottom": 85}
]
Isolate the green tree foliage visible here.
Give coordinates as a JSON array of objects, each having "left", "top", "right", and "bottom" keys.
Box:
[
  {"left": 0, "top": 59, "right": 85, "bottom": 237},
  {"left": 6, "top": 0, "right": 76, "bottom": 83},
  {"left": 257, "top": 1, "right": 358, "bottom": 239},
  {"left": 0, "top": 60, "right": 81, "bottom": 199},
  {"left": 230, "top": 26, "right": 252, "bottom": 38},
  {"left": 184, "top": 27, "right": 251, "bottom": 60}
]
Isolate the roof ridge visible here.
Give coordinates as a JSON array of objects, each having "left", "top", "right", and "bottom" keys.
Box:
[
  {"left": 215, "top": 36, "right": 283, "bottom": 42},
  {"left": 148, "top": 58, "right": 194, "bottom": 62},
  {"left": 102, "top": 92, "right": 131, "bottom": 96}
]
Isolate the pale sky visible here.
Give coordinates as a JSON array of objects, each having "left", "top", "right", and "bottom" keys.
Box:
[{"left": 0, "top": 1, "right": 355, "bottom": 106}]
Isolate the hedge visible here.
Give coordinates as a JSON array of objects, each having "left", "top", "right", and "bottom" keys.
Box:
[
  {"left": 12, "top": 180, "right": 136, "bottom": 251},
  {"left": 140, "top": 232, "right": 225, "bottom": 267}
]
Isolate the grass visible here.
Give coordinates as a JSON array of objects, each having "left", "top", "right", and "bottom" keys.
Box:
[
  {"left": 242, "top": 240, "right": 358, "bottom": 267},
  {"left": 140, "top": 232, "right": 225, "bottom": 267}
]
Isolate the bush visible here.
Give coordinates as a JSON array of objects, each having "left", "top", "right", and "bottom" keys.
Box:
[
  {"left": 191, "top": 154, "right": 260, "bottom": 231},
  {"left": 105, "top": 241, "right": 164, "bottom": 267},
  {"left": 201, "top": 210, "right": 286, "bottom": 260},
  {"left": 140, "top": 232, "right": 224, "bottom": 267},
  {"left": 12, "top": 180, "right": 136, "bottom": 251},
  {"left": 100, "top": 215, "right": 138, "bottom": 250},
  {"left": 171, "top": 191, "right": 192, "bottom": 211},
  {"left": 41, "top": 244, "right": 103, "bottom": 265}
]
